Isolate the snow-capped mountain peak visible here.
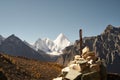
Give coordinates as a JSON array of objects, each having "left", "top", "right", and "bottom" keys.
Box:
[
  {"left": 54, "top": 33, "right": 72, "bottom": 52},
  {"left": 33, "top": 33, "right": 72, "bottom": 55},
  {"left": 54, "top": 33, "right": 68, "bottom": 42}
]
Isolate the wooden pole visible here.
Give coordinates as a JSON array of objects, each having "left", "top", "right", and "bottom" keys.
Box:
[{"left": 79, "top": 29, "right": 82, "bottom": 57}]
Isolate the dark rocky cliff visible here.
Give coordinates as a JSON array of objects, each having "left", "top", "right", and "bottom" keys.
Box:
[{"left": 57, "top": 25, "right": 120, "bottom": 73}]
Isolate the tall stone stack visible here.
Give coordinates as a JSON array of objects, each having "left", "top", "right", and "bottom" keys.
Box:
[{"left": 53, "top": 47, "right": 107, "bottom": 80}]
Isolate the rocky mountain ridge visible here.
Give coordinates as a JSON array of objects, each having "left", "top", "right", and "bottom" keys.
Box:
[
  {"left": 0, "top": 34, "right": 50, "bottom": 61},
  {"left": 0, "top": 33, "right": 72, "bottom": 62},
  {"left": 57, "top": 25, "right": 120, "bottom": 74}
]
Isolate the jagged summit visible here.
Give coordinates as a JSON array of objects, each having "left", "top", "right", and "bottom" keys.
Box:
[
  {"left": 54, "top": 33, "right": 69, "bottom": 42},
  {"left": 103, "top": 25, "right": 120, "bottom": 34},
  {"left": 4, "top": 34, "right": 22, "bottom": 44},
  {"left": 7, "top": 34, "right": 16, "bottom": 38},
  {"left": 53, "top": 33, "right": 72, "bottom": 52}
]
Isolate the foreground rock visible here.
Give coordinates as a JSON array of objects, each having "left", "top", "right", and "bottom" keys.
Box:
[{"left": 54, "top": 47, "right": 107, "bottom": 80}]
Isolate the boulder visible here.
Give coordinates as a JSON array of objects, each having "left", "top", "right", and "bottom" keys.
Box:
[
  {"left": 62, "top": 67, "right": 70, "bottom": 73},
  {"left": 53, "top": 77, "right": 62, "bottom": 80},
  {"left": 86, "top": 55, "right": 97, "bottom": 61},
  {"left": 81, "top": 71, "right": 100, "bottom": 80},
  {"left": 76, "top": 60, "right": 90, "bottom": 73},
  {"left": 65, "top": 69, "right": 82, "bottom": 80},
  {"left": 74, "top": 55, "right": 81, "bottom": 60},
  {"left": 82, "top": 52, "right": 95, "bottom": 60},
  {"left": 82, "top": 46, "right": 90, "bottom": 56},
  {"left": 72, "top": 64, "right": 81, "bottom": 71}
]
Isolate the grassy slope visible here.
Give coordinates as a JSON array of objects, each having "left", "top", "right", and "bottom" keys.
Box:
[{"left": 0, "top": 53, "right": 62, "bottom": 80}]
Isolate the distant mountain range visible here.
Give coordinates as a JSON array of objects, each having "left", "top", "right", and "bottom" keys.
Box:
[
  {"left": 0, "top": 33, "right": 72, "bottom": 61},
  {"left": 0, "top": 34, "right": 48, "bottom": 61},
  {"left": 34, "top": 33, "right": 72, "bottom": 55},
  {"left": 0, "top": 24, "right": 120, "bottom": 74}
]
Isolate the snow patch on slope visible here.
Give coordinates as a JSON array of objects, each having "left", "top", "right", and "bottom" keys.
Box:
[
  {"left": 34, "top": 38, "right": 50, "bottom": 52},
  {"left": 43, "top": 38, "right": 56, "bottom": 51}
]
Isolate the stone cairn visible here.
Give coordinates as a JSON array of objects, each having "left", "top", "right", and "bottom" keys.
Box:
[
  {"left": 53, "top": 29, "right": 107, "bottom": 80},
  {"left": 53, "top": 47, "right": 107, "bottom": 80}
]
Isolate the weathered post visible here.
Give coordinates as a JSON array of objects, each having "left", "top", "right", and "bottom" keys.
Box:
[{"left": 79, "top": 29, "right": 82, "bottom": 57}]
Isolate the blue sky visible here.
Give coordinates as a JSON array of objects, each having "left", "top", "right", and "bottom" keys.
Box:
[{"left": 0, "top": 0, "right": 120, "bottom": 43}]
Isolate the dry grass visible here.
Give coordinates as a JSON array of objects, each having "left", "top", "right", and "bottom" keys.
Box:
[{"left": 0, "top": 53, "right": 62, "bottom": 80}]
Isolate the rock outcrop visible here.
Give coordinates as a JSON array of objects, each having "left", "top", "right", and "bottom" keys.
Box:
[
  {"left": 54, "top": 47, "right": 107, "bottom": 80},
  {"left": 57, "top": 25, "right": 120, "bottom": 74},
  {"left": 83, "top": 25, "right": 120, "bottom": 73}
]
